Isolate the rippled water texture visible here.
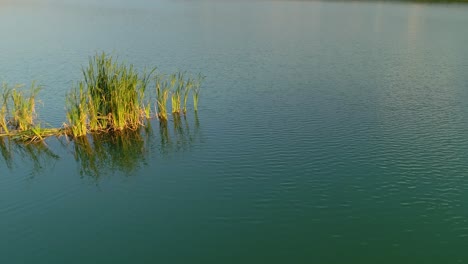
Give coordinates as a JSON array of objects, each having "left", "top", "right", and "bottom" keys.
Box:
[{"left": 1, "top": 0, "right": 468, "bottom": 263}]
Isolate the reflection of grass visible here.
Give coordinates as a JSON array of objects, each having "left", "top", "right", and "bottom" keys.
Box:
[
  {"left": 17, "top": 141, "right": 60, "bottom": 173},
  {"left": 73, "top": 136, "right": 98, "bottom": 177},
  {"left": 93, "top": 117, "right": 203, "bottom": 174},
  {"left": 159, "top": 120, "right": 171, "bottom": 154},
  {"left": 73, "top": 128, "right": 147, "bottom": 178},
  {"left": 0, "top": 138, "right": 13, "bottom": 169},
  {"left": 1, "top": 117, "right": 203, "bottom": 179},
  {"left": 71, "top": 118, "right": 202, "bottom": 178},
  {"left": 0, "top": 137, "right": 59, "bottom": 174}
]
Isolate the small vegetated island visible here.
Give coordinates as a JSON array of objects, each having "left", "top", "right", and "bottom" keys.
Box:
[{"left": 0, "top": 53, "right": 203, "bottom": 142}]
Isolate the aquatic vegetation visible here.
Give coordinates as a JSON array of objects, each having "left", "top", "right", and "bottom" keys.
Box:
[
  {"left": 76, "top": 53, "right": 202, "bottom": 130},
  {"left": 167, "top": 72, "right": 204, "bottom": 115},
  {"left": 11, "top": 125, "right": 63, "bottom": 142},
  {"left": 0, "top": 83, "right": 61, "bottom": 142},
  {"left": 0, "top": 52, "right": 204, "bottom": 142}
]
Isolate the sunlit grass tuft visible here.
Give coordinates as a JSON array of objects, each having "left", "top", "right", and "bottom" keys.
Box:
[{"left": 11, "top": 82, "right": 40, "bottom": 131}]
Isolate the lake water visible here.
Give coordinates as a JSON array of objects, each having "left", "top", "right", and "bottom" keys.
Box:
[{"left": 1, "top": 0, "right": 468, "bottom": 263}]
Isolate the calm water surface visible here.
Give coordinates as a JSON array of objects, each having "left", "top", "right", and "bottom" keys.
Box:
[{"left": 1, "top": 0, "right": 468, "bottom": 263}]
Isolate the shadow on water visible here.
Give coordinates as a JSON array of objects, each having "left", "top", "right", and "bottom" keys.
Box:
[{"left": 0, "top": 114, "right": 202, "bottom": 179}]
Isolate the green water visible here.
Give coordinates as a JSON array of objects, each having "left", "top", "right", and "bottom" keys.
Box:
[{"left": 2, "top": 0, "right": 468, "bottom": 263}]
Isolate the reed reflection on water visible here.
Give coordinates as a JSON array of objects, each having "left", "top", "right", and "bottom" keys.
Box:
[
  {"left": 0, "top": 137, "right": 60, "bottom": 172},
  {"left": 0, "top": 113, "right": 201, "bottom": 178}
]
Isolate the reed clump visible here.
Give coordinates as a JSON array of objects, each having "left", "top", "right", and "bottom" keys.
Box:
[
  {"left": 82, "top": 52, "right": 154, "bottom": 132},
  {"left": 64, "top": 52, "right": 156, "bottom": 137}
]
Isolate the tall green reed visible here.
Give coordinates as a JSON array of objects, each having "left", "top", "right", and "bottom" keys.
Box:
[
  {"left": 170, "top": 73, "right": 181, "bottom": 114},
  {"left": 155, "top": 75, "right": 170, "bottom": 121},
  {"left": 66, "top": 82, "right": 88, "bottom": 137},
  {"left": 192, "top": 74, "right": 204, "bottom": 112}
]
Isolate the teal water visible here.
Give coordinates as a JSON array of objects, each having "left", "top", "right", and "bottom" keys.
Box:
[{"left": 2, "top": 0, "right": 468, "bottom": 263}]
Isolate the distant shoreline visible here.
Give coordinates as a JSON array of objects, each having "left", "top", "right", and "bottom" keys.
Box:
[
  {"left": 312, "top": 0, "right": 468, "bottom": 3},
  {"left": 275, "top": 0, "right": 468, "bottom": 3}
]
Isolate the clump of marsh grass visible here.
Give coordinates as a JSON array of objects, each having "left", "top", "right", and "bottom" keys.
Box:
[
  {"left": 81, "top": 52, "right": 155, "bottom": 132},
  {"left": 0, "top": 83, "right": 68, "bottom": 143},
  {"left": 154, "top": 71, "right": 205, "bottom": 119},
  {"left": 154, "top": 72, "right": 204, "bottom": 119},
  {"left": 0, "top": 82, "right": 59, "bottom": 142}
]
